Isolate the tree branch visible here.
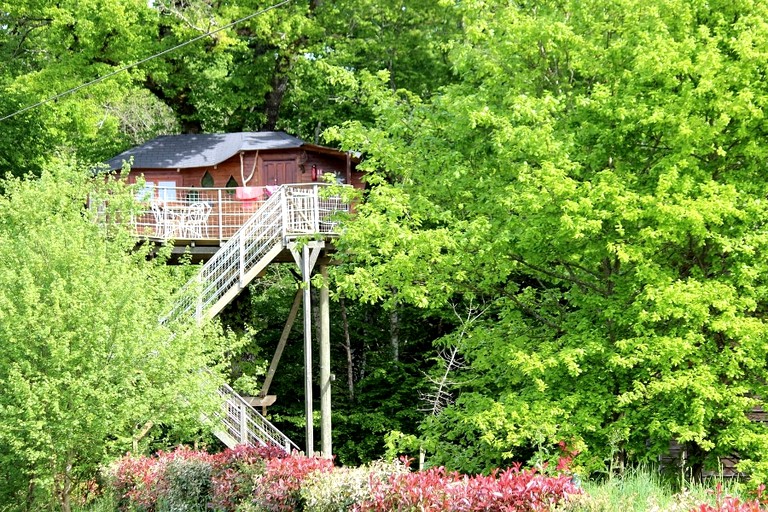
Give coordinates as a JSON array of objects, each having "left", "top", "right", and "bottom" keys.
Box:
[{"left": 512, "top": 255, "right": 609, "bottom": 295}]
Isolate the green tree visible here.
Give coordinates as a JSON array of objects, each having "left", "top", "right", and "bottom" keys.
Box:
[
  {"left": 0, "top": 161, "right": 228, "bottom": 510},
  {"left": 331, "top": 0, "right": 768, "bottom": 477},
  {"left": 0, "top": 0, "right": 460, "bottom": 177},
  {"left": 0, "top": 0, "right": 176, "bottom": 176}
]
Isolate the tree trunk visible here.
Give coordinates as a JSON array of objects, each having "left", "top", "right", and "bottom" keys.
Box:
[
  {"left": 389, "top": 308, "right": 399, "bottom": 362},
  {"left": 263, "top": 73, "right": 289, "bottom": 131},
  {"left": 339, "top": 296, "right": 354, "bottom": 400},
  {"left": 54, "top": 458, "right": 74, "bottom": 512}
]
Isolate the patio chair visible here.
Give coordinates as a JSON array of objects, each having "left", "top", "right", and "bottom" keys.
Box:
[
  {"left": 184, "top": 201, "right": 212, "bottom": 238},
  {"left": 319, "top": 196, "right": 344, "bottom": 233},
  {"left": 150, "top": 202, "right": 169, "bottom": 239}
]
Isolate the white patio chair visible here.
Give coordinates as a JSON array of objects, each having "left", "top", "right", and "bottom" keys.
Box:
[
  {"left": 150, "top": 202, "right": 169, "bottom": 239},
  {"left": 184, "top": 202, "right": 212, "bottom": 238},
  {"left": 319, "top": 196, "right": 344, "bottom": 233}
]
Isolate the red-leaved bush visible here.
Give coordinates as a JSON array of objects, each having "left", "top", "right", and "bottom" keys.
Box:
[
  {"left": 109, "top": 446, "right": 212, "bottom": 511},
  {"left": 251, "top": 454, "right": 334, "bottom": 511},
  {"left": 108, "top": 452, "right": 162, "bottom": 511},
  {"left": 693, "top": 497, "right": 764, "bottom": 512},
  {"left": 107, "top": 445, "right": 287, "bottom": 512},
  {"left": 691, "top": 484, "right": 768, "bottom": 512},
  {"left": 210, "top": 445, "right": 289, "bottom": 512},
  {"left": 357, "top": 462, "right": 581, "bottom": 512}
]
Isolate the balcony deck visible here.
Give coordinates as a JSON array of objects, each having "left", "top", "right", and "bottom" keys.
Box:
[{"left": 132, "top": 184, "right": 348, "bottom": 261}]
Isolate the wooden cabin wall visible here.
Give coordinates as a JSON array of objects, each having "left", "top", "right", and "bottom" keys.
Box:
[
  {"left": 126, "top": 148, "right": 363, "bottom": 190},
  {"left": 350, "top": 170, "right": 365, "bottom": 189},
  {"left": 129, "top": 149, "right": 364, "bottom": 195}
]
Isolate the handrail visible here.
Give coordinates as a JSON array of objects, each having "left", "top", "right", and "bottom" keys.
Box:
[
  {"left": 161, "top": 188, "right": 283, "bottom": 325},
  {"left": 218, "top": 383, "right": 301, "bottom": 452},
  {"left": 133, "top": 185, "right": 271, "bottom": 242}
]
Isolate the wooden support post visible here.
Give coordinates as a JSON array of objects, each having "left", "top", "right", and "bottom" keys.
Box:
[
  {"left": 289, "top": 241, "right": 325, "bottom": 456},
  {"left": 301, "top": 243, "right": 314, "bottom": 455},
  {"left": 346, "top": 152, "right": 352, "bottom": 186},
  {"left": 260, "top": 288, "right": 302, "bottom": 398},
  {"left": 319, "top": 265, "right": 332, "bottom": 458}
]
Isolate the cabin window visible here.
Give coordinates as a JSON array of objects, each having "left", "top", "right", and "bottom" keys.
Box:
[
  {"left": 136, "top": 184, "right": 154, "bottom": 203},
  {"left": 156, "top": 181, "right": 177, "bottom": 201},
  {"left": 226, "top": 175, "right": 238, "bottom": 194},
  {"left": 136, "top": 180, "right": 177, "bottom": 202},
  {"left": 201, "top": 171, "right": 214, "bottom": 188}
]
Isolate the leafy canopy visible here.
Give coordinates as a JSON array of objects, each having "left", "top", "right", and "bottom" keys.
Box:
[
  {"left": 330, "top": 0, "right": 768, "bottom": 476},
  {"left": 0, "top": 162, "right": 228, "bottom": 510}
]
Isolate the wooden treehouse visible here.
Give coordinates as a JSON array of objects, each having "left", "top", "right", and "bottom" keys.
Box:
[{"left": 107, "top": 132, "right": 364, "bottom": 457}]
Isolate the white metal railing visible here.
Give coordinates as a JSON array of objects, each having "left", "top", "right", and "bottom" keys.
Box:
[
  {"left": 133, "top": 185, "right": 346, "bottom": 243},
  {"left": 161, "top": 184, "right": 348, "bottom": 453},
  {"left": 133, "top": 186, "right": 273, "bottom": 242},
  {"left": 218, "top": 383, "right": 300, "bottom": 452}
]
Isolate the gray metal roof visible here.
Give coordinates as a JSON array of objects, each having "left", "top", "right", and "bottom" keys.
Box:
[{"left": 105, "top": 132, "right": 307, "bottom": 170}]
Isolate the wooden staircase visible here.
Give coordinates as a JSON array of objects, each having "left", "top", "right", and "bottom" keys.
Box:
[{"left": 161, "top": 184, "right": 347, "bottom": 452}]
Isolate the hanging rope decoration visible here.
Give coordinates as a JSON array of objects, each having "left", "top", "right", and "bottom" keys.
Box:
[{"left": 240, "top": 150, "right": 258, "bottom": 186}]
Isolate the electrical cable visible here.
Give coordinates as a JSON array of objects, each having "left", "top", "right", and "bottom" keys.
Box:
[{"left": 0, "top": 0, "right": 293, "bottom": 123}]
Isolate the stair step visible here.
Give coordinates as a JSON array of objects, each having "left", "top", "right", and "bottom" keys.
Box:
[{"left": 243, "top": 395, "right": 277, "bottom": 407}]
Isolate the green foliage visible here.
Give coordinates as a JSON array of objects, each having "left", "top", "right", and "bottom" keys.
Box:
[
  {"left": 163, "top": 458, "right": 213, "bottom": 512},
  {"left": 10, "top": 0, "right": 768, "bottom": 487},
  {"left": 0, "top": 161, "right": 227, "bottom": 510},
  {"left": 330, "top": 0, "right": 768, "bottom": 477},
  {"left": 0, "top": 0, "right": 461, "bottom": 177},
  {"left": 300, "top": 460, "right": 408, "bottom": 512},
  {"left": 0, "top": 0, "right": 170, "bottom": 176}
]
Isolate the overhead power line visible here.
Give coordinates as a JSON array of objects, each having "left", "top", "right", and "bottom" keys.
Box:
[{"left": 0, "top": 0, "right": 293, "bottom": 123}]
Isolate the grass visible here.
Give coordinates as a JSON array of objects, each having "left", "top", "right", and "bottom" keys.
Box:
[{"left": 561, "top": 468, "right": 746, "bottom": 512}]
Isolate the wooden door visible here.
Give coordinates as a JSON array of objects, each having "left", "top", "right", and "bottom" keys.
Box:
[{"left": 262, "top": 159, "right": 297, "bottom": 186}]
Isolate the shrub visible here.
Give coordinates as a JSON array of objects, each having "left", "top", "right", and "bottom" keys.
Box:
[
  {"left": 251, "top": 455, "right": 334, "bottom": 512},
  {"left": 690, "top": 485, "right": 768, "bottom": 512},
  {"left": 692, "top": 497, "right": 764, "bottom": 512},
  {"left": 162, "top": 456, "right": 213, "bottom": 512},
  {"left": 210, "top": 445, "right": 289, "bottom": 512},
  {"left": 106, "top": 447, "right": 581, "bottom": 512},
  {"left": 359, "top": 462, "right": 581, "bottom": 512},
  {"left": 464, "top": 466, "right": 582, "bottom": 511},
  {"left": 106, "top": 447, "right": 215, "bottom": 511},
  {"left": 300, "top": 460, "right": 409, "bottom": 512},
  {"left": 107, "top": 453, "right": 163, "bottom": 511}
]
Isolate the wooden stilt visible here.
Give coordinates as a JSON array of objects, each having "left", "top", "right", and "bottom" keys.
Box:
[
  {"left": 301, "top": 244, "right": 314, "bottom": 455},
  {"left": 319, "top": 265, "right": 332, "bottom": 458},
  {"left": 260, "top": 288, "right": 302, "bottom": 398}
]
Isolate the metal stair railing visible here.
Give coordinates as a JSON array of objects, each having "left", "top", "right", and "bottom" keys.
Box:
[
  {"left": 161, "top": 184, "right": 348, "bottom": 454},
  {"left": 217, "top": 383, "right": 300, "bottom": 452},
  {"left": 162, "top": 184, "right": 348, "bottom": 326},
  {"left": 162, "top": 188, "right": 284, "bottom": 326}
]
